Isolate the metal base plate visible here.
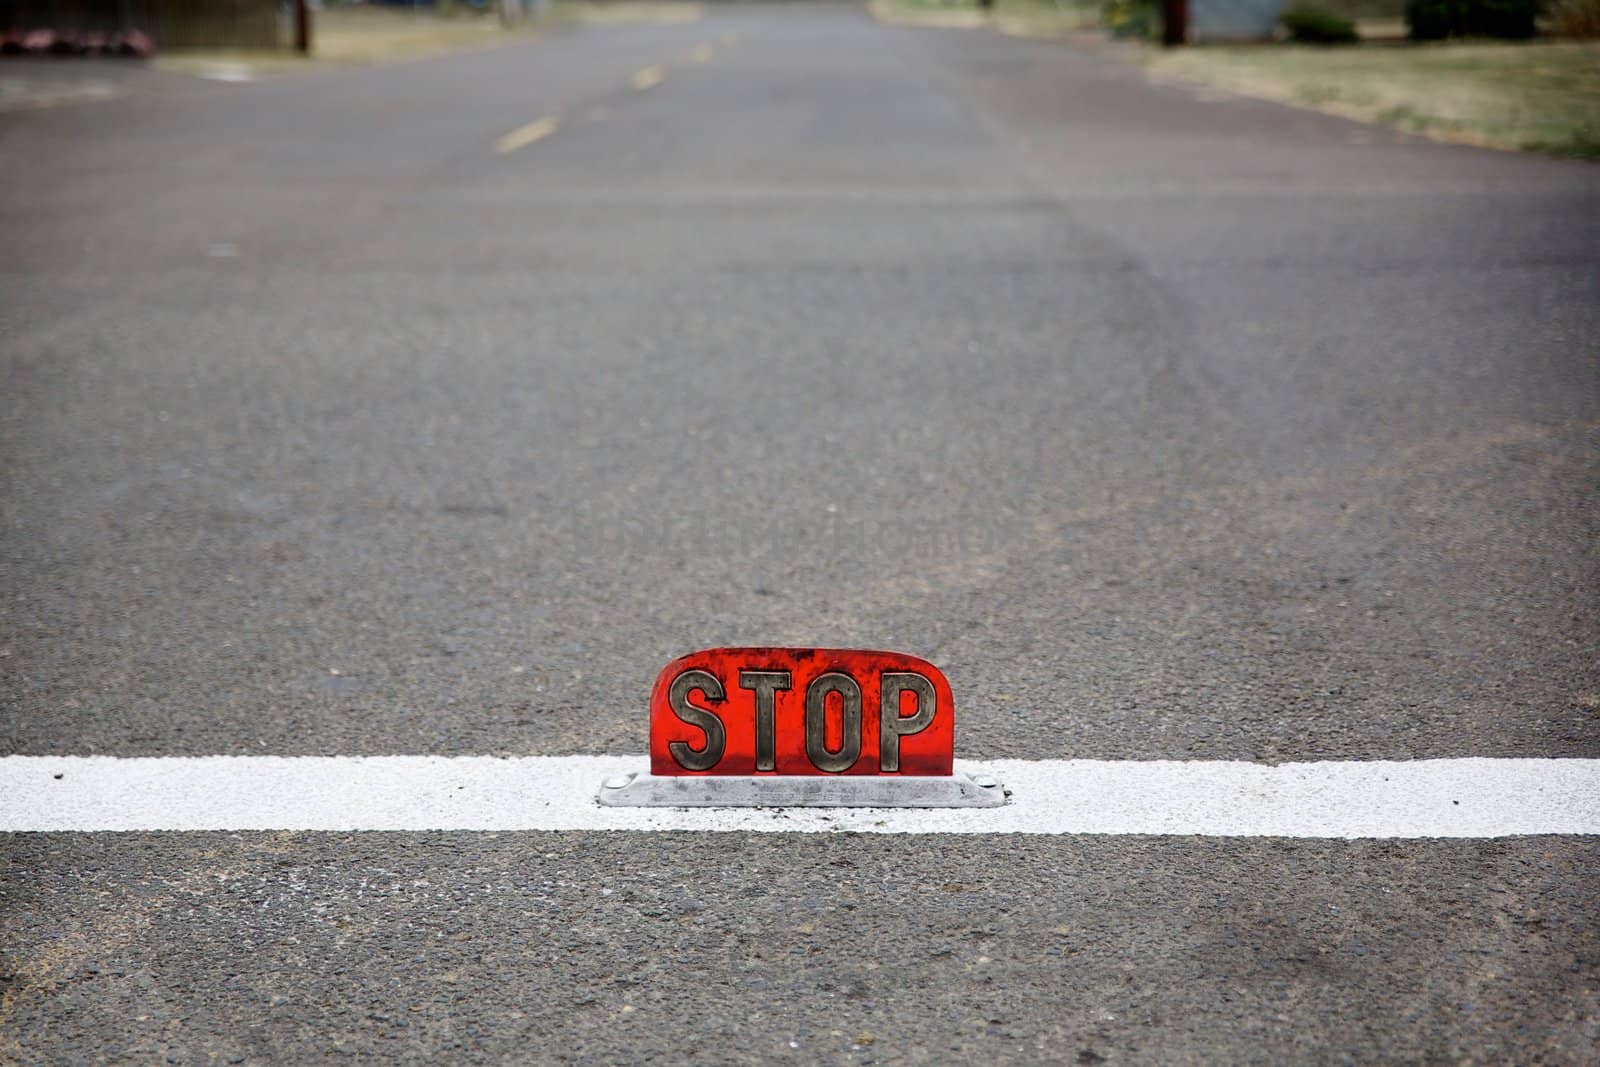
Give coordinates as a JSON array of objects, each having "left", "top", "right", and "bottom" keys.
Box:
[{"left": 596, "top": 770, "right": 1007, "bottom": 809}]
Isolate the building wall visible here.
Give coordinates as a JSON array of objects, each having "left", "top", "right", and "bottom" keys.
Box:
[{"left": 1192, "top": 0, "right": 1287, "bottom": 38}]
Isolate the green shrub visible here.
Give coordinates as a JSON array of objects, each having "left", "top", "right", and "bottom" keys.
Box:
[
  {"left": 1405, "top": 0, "right": 1541, "bottom": 38},
  {"left": 1280, "top": 4, "right": 1362, "bottom": 39},
  {"left": 1102, "top": 0, "right": 1160, "bottom": 37},
  {"left": 1548, "top": 0, "right": 1600, "bottom": 36},
  {"left": 1403, "top": 0, "right": 1451, "bottom": 36}
]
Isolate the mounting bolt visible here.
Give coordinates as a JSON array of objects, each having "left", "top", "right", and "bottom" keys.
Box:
[
  {"left": 603, "top": 774, "right": 635, "bottom": 790},
  {"left": 971, "top": 774, "right": 998, "bottom": 789}
]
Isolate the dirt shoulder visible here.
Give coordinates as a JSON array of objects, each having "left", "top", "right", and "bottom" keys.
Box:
[
  {"left": 869, "top": 0, "right": 1600, "bottom": 159},
  {"left": 1144, "top": 40, "right": 1600, "bottom": 159},
  {"left": 154, "top": 3, "right": 703, "bottom": 80},
  {"left": 868, "top": 0, "right": 1102, "bottom": 38}
]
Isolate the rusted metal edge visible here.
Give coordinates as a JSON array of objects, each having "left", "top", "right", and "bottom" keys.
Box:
[{"left": 595, "top": 770, "right": 1008, "bottom": 809}]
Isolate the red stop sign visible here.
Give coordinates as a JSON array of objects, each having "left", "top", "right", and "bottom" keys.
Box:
[{"left": 649, "top": 648, "right": 955, "bottom": 777}]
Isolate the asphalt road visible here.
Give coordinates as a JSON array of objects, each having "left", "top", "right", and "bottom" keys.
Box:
[{"left": 3, "top": 5, "right": 1599, "bottom": 1061}]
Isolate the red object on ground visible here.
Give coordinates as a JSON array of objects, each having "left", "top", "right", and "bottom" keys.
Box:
[
  {"left": 113, "top": 29, "right": 154, "bottom": 58},
  {"left": 22, "top": 28, "right": 55, "bottom": 54},
  {"left": 649, "top": 648, "right": 956, "bottom": 777}
]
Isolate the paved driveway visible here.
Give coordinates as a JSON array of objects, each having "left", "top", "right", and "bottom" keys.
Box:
[{"left": 2, "top": 7, "right": 1597, "bottom": 1061}]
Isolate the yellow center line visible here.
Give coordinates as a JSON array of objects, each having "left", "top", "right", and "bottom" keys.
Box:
[
  {"left": 494, "top": 116, "right": 559, "bottom": 155},
  {"left": 631, "top": 64, "right": 666, "bottom": 90},
  {"left": 688, "top": 43, "right": 715, "bottom": 63}
]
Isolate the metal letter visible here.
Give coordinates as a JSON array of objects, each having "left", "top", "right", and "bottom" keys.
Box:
[
  {"left": 878, "top": 672, "right": 936, "bottom": 773},
  {"left": 804, "top": 672, "right": 862, "bottom": 774},
  {"left": 739, "top": 670, "right": 791, "bottom": 772},
  {"left": 667, "top": 669, "right": 727, "bottom": 772}
]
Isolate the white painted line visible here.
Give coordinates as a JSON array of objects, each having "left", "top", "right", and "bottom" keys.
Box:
[
  {"left": 3, "top": 757, "right": 1598, "bottom": 836},
  {"left": 494, "top": 116, "right": 559, "bottom": 155},
  {"left": 194, "top": 64, "right": 257, "bottom": 83}
]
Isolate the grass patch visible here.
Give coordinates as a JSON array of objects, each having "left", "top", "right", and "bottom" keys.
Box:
[
  {"left": 155, "top": 3, "right": 701, "bottom": 77},
  {"left": 156, "top": 7, "right": 538, "bottom": 74},
  {"left": 868, "top": 0, "right": 1103, "bottom": 38},
  {"left": 1146, "top": 41, "right": 1600, "bottom": 157},
  {"left": 314, "top": 7, "right": 535, "bottom": 63},
  {"left": 546, "top": 1, "right": 705, "bottom": 24}
]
